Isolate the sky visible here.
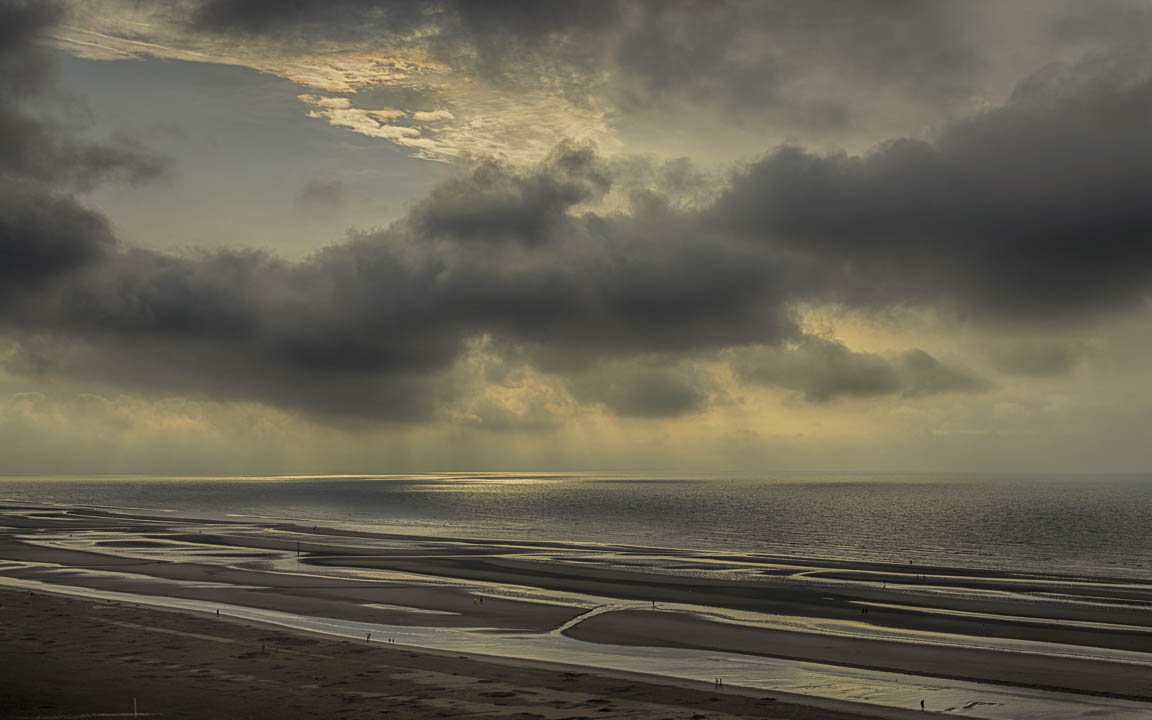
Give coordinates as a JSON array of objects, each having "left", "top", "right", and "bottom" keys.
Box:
[{"left": 3, "top": 0, "right": 1152, "bottom": 474}]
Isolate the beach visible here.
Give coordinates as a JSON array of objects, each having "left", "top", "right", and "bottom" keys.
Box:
[
  {"left": 1, "top": 591, "right": 891, "bottom": 720},
  {"left": 2, "top": 500, "right": 1152, "bottom": 718}
]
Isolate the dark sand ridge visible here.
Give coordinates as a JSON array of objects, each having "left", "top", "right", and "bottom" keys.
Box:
[
  {"left": 23, "top": 505, "right": 1152, "bottom": 586},
  {"left": 0, "top": 536, "right": 581, "bottom": 631},
  {"left": 138, "top": 525, "right": 1152, "bottom": 626},
  {"left": 0, "top": 590, "right": 901, "bottom": 720},
  {"left": 299, "top": 550, "right": 1152, "bottom": 639},
  {"left": 21, "top": 525, "right": 1152, "bottom": 631},
  {"left": 162, "top": 531, "right": 547, "bottom": 558},
  {"left": 0, "top": 509, "right": 238, "bottom": 531},
  {"left": 305, "top": 549, "right": 1152, "bottom": 615},
  {"left": 283, "top": 519, "right": 1152, "bottom": 586},
  {"left": 565, "top": 610, "right": 1152, "bottom": 700},
  {"left": 302, "top": 554, "right": 1152, "bottom": 657},
  {"left": 522, "top": 586, "right": 1152, "bottom": 702},
  {"left": 156, "top": 523, "right": 1152, "bottom": 615},
  {"left": 799, "top": 568, "right": 1152, "bottom": 603}
]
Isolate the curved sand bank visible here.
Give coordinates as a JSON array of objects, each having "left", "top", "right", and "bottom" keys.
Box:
[{"left": 564, "top": 609, "right": 1152, "bottom": 699}]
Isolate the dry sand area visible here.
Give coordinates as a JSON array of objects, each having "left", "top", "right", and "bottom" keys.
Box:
[{"left": 0, "top": 591, "right": 890, "bottom": 720}]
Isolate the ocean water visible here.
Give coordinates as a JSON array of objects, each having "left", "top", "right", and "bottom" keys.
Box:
[{"left": 3, "top": 472, "right": 1152, "bottom": 580}]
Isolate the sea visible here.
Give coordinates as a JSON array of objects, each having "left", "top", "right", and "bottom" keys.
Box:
[{"left": 3, "top": 471, "right": 1152, "bottom": 580}]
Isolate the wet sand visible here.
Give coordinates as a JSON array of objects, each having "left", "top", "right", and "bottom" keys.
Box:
[
  {"left": 0, "top": 534, "right": 583, "bottom": 631},
  {"left": 0, "top": 590, "right": 894, "bottom": 720},
  {"left": 2, "top": 503, "right": 1152, "bottom": 711},
  {"left": 565, "top": 609, "right": 1152, "bottom": 699}
]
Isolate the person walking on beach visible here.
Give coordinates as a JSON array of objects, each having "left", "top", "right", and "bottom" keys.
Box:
[{"left": 920, "top": 699, "right": 925, "bottom": 711}]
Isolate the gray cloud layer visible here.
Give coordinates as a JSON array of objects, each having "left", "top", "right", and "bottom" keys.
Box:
[
  {"left": 182, "top": 0, "right": 985, "bottom": 129},
  {"left": 716, "top": 60, "right": 1152, "bottom": 321},
  {"left": 6, "top": 1, "right": 1152, "bottom": 424},
  {"left": 733, "top": 338, "right": 989, "bottom": 404}
]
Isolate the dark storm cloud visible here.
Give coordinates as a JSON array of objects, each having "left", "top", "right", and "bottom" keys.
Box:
[
  {"left": 0, "top": 100, "right": 170, "bottom": 190},
  {"left": 587, "top": 374, "right": 705, "bottom": 419},
  {"left": 188, "top": 0, "right": 425, "bottom": 36},
  {"left": 714, "top": 62, "right": 1152, "bottom": 322},
  {"left": 0, "top": 189, "right": 113, "bottom": 296},
  {"left": 0, "top": 0, "right": 166, "bottom": 291},
  {"left": 188, "top": 0, "right": 620, "bottom": 42},
  {"left": 899, "top": 349, "right": 992, "bottom": 397},
  {"left": 735, "top": 339, "right": 900, "bottom": 402},
  {"left": 734, "top": 339, "right": 989, "bottom": 403},
  {"left": 409, "top": 149, "right": 607, "bottom": 244},
  {"left": 187, "top": 0, "right": 619, "bottom": 71},
  {"left": 296, "top": 177, "right": 344, "bottom": 211},
  {"left": 0, "top": 0, "right": 60, "bottom": 91},
  {"left": 182, "top": 0, "right": 980, "bottom": 119},
  {"left": 990, "top": 342, "right": 1081, "bottom": 378},
  {"left": 612, "top": 1, "right": 979, "bottom": 118},
  {"left": 567, "top": 363, "right": 707, "bottom": 419},
  {"left": 1049, "top": 0, "right": 1152, "bottom": 49},
  {"left": 0, "top": 2, "right": 168, "bottom": 190}
]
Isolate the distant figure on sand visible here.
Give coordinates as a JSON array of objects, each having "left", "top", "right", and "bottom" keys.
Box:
[{"left": 921, "top": 699, "right": 925, "bottom": 710}]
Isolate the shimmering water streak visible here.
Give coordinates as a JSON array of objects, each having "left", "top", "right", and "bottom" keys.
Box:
[{"left": 1, "top": 573, "right": 1149, "bottom": 720}]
